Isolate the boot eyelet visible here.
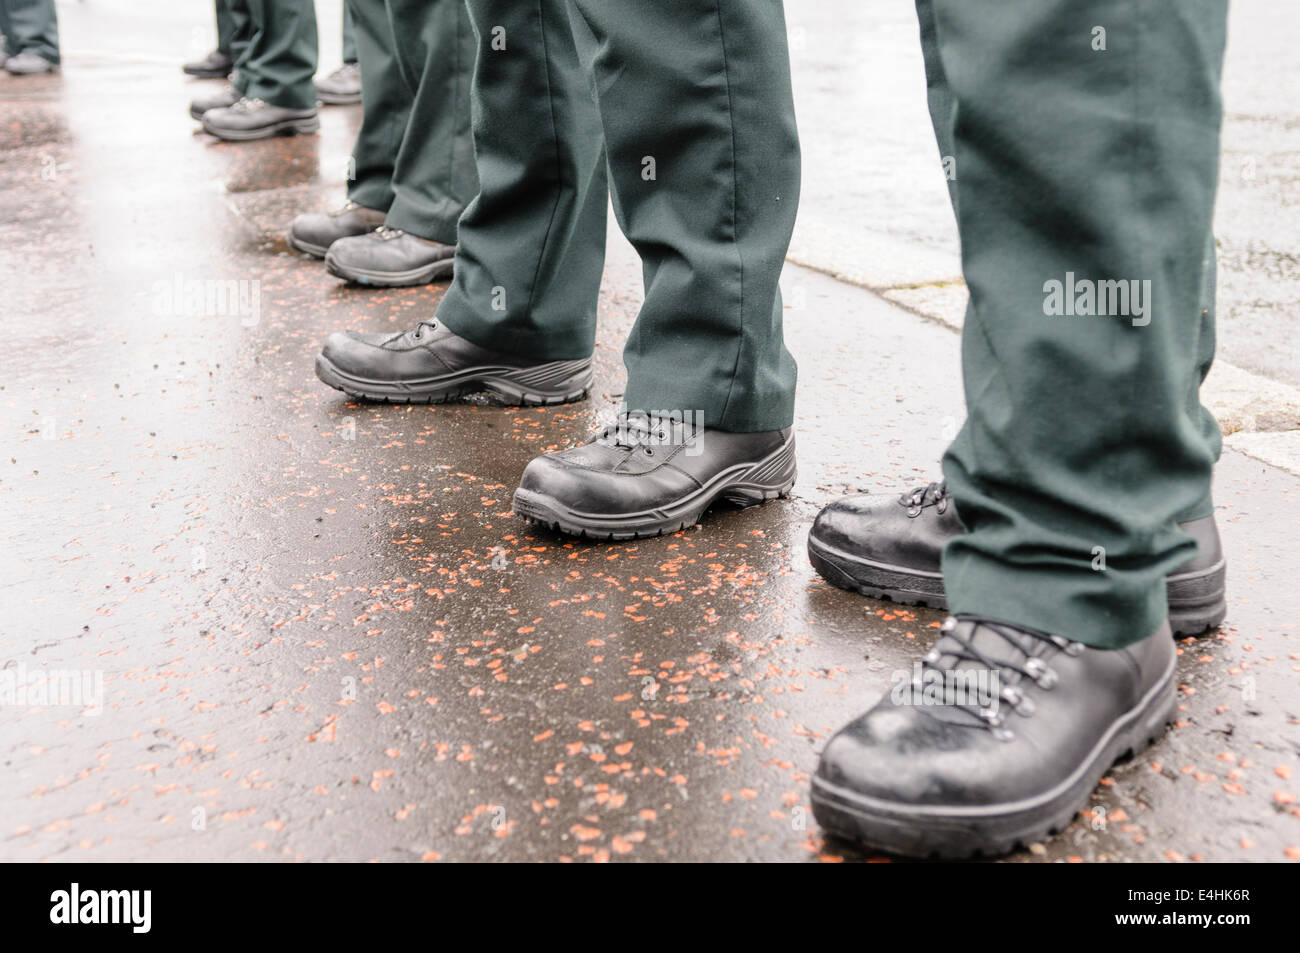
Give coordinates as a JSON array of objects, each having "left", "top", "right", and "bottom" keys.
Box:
[
  {"left": 1003, "top": 687, "right": 1035, "bottom": 716},
  {"left": 1025, "top": 657, "right": 1058, "bottom": 689},
  {"left": 906, "top": 506, "right": 922, "bottom": 518},
  {"left": 644, "top": 448, "right": 654, "bottom": 456}
]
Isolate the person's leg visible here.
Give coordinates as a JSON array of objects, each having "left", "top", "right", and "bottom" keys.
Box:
[
  {"left": 806, "top": 0, "right": 1226, "bottom": 637},
  {"left": 919, "top": 0, "right": 1221, "bottom": 530},
  {"left": 433, "top": 0, "right": 608, "bottom": 360},
  {"left": 565, "top": 0, "right": 800, "bottom": 433},
  {"left": 204, "top": 0, "right": 319, "bottom": 139},
  {"left": 315, "top": 0, "right": 362, "bottom": 105},
  {"left": 1, "top": 0, "right": 59, "bottom": 65},
  {"left": 507, "top": 0, "right": 800, "bottom": 540},
  {"left": 314, "top": 0, "right": 604, "bottom": 403},
  {"left": 345, "top": 0, "right": 407, "bottom": 215},
  {"left": 381, "top": 0, "right": 478, "bottom": 246},
  {"left": 0, "top": 4, "right": 12, "bottom": 58},
  {"left": 812, "top": 0, "right": 1228, "bottom": 858},
  {"left": 934, "top": 0, "right": 1224, "bottom": 648},
  {"left": 288, "top": 0, "right": 389, "bottom": 257},
  {"left": 235, "top": 0, "right": 318, "bottom": 110},
  {"left": 224, "top": 0, "right": 255, "bottom": 90},
  {"left": 184, "top": 0, "right": 240, "bottom": 77},
  {"left": 216, "top": 0, "right": 235, "bottom": 58},
  {"left": 342, "top": 2, "right": 357, "bottom": 64},
  {"left": 324, "top": 0, "right": 478, "bottom": 285}
]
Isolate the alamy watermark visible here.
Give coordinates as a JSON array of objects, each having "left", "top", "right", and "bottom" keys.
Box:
[
  {"left": 607, "top": 408, "right": 706, "bottom": 457},
  {"left": 890, "top": 662, "right": 1001, "bottom": 712},
  {"left": 1, "top": 663, "right": 104, "bottom": 715},
  {"left": 1043, "top": 272, "right": 1151, "bottom": 327},
  {"left": 151, "top": 272, "right": 261, "bottom": 327}
]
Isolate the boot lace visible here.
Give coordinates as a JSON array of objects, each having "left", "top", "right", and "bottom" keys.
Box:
[
  {"left": 900, "top": 480, "right": 949, "bottom": 516},
  {"left": 595, "top": 412, "right": 693, "bottom": 457},
  {"left": 916, "top": 614, "right": 1084, "bottom": 741}
]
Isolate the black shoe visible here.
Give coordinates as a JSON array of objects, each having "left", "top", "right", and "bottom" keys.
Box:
[
  {"left": 202, "top": 97, "right": 319, "bottom": 141},
  {"left": 811, "top": 614, "right": 1177, "bottom": 858},
  {"left": 325, "top": 226, "right": 455, "bottom": 286},
  {"left": 315, "top": 319, "right": 593, "bottom": 406},
  {"left": 808, "top": 480, "right": 1227, "bottom": 637},
  {"left": 5, "top": 51, "right": 58, "bottom": 75},
  {"left": 289, "top": 201, "right": 386, "bottom": 258},
  {"left": 512, "top": 414, "right": 796, "bottom": 540},
  {"left": 189, "top": 83, "right": 239, "bottom": 120},
  {"left": 315, "top": 62, "right": 362, "bottom": 105},
  {"left": 183, "top": 48, "right": 234, "bottom": 79}
]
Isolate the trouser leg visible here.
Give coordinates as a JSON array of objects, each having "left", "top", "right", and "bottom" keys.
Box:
[
  {"left": 566, "top": 0, "right": 800, "bottom": 432},
  {"left": 342, "top": 2, "right": 357, "bottom": 64},
  {"left": 235, "top": 0, "right": 318, "bottom": 110},
  {"left": 919, "top": 0, "right": 1226, "bottom": 647},
  {"left": 345, "top": 0, "right": 406, "bottom": 213},
  {"left": 224, "top": 0, "right": 253, "bottom": 74},
  {"left": 216, "top": 0, "right": 235, "bottom": 57},
  {"left": 381, "top": 0, "right": 479, "bottom": 245},
  {"left": 917, "top": 0, "right": 1222, "bottom": 526},
  {"left": 435, "top": 0, "right": 608, "bottom": 361},
  {"left": 1, "top": 0, "right": 59, "bottom": 64}
]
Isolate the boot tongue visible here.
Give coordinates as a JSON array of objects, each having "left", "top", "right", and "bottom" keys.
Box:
[
  {"left": 393, "top": 320, "right": 448, "bottom": 347},
  {"left": 597, "top": 412, "right": 659, "bottom": 449},
  {"left": 928, "top": 617, "right": 1034, "bottom": 673}
]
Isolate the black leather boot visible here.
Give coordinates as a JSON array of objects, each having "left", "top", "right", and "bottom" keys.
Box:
[
  {"left": 189, "top": 84, "right": 240, "bottom": 120},
  {"left": 325, "top": 226, "right": 455, "bottom": 287},
  {"left": 202, "top": 98, "right": 319, "bottom": 141},
  {"left": 808, "top": 480, "right": 1227, "bottom": 637},
  {"left": 183, "top": 48, "right": 234, "bottom": 79},
  {"left": 512, "top": 413, "right": 796, "bottom": 540},
  {"left": 811, "top": 614, "right": 1177, "bottom": 858},
  {"left": 289, "top": 202, "right": 386, "bottom": 258},
  {"left": 315, "top": 319, "right": 593, "bottom": 406},
  {"left": 315, "top": 63, "right": 362, "bottom": 105}
]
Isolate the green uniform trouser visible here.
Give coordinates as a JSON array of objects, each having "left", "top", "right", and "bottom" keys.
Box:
[
  {"left": 915, "top": 0, "right": 1226, "bottom": 648},
  {"left": 228, "top": 0, "right": 318, "bottom": 111},
  {"left": 220, "top": 1, "right": 350, "bottom": 67},
  {"left": 342, "top": 3, "right": 357, "bottom": 64},
  {"left": 345, "top": 0, "right": 477, "bottom": 245},
  {"left": 216, "top": 0, "right": 233, "bottom": 57},
  {"left": 436, "top": 0, "right": 800, "bottom": 433},
  {"left": 0, "top": 0, "right": 59, "bottom": 65}
]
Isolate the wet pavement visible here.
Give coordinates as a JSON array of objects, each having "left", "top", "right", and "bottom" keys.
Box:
[{"left": 1, "top": 1, "right": 1297, "bottom": 863}]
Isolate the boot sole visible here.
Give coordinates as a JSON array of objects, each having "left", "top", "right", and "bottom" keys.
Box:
[
  {"left": 288, "top": 233, "right": 331, "bottom": 259},
  {"left": 810, "top": 647, "right": 1178, "bottom": 859},
  {"left": 184, "top": 68, "right": 232, "bottom": 79},
  {"left": 807, "top": 535, "right": 1227, "bottom": 638},
  {"left": 324, "top": 254, "right": 454, "bottom": 287},
  {"left": 202, "top": 116, "right": 320, "bottom": 141},
  {"left": 512, "top": 433, "right": 797, "bottom": 541},
  {"left": 315, "top": 352, "right": 593, "bottom": 407}
]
